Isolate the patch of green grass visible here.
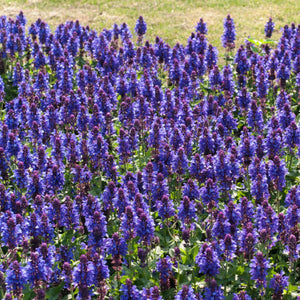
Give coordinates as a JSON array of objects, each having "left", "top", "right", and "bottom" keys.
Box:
[{"left": 1, "top": 0, "right": 300, "bottom": 53}]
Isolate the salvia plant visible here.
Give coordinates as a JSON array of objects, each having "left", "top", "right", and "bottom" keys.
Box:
[{"left": 0, "top": 10, "right": 298, "bottom": 300}]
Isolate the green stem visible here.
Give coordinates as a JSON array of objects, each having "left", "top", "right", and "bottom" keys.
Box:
[
  {"left": 177, "top": 260, "right": 180, "bottom": 292},
  {"left": 128, "top": 239, "right": 132, "bottom": 270},
  {"left": 277, "top": 189, "right": 280, "bottom": 214},
  {"left": 99, "top": 171, "right": 102, "bottom": 193},
  {"left": 288, "top": 152, "right": 293, "bottom": 171},
  {"left": 0, "top": 100, "right": 3, "bottom": 121},
  {"left": 224, "top": 258, "right": 228, "bottom": 296}
]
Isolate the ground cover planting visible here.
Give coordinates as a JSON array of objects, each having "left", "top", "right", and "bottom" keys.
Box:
[{"left": 0, "top": 11, "right": 299, "bottom": 299}]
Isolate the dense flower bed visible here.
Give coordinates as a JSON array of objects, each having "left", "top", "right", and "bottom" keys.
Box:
[{"left": 0, "top": 11, "right": 299, "bottom": 299}]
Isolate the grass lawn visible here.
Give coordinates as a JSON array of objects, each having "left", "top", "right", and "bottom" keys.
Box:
[{"left": 2, "top": 0, "right": 300, "bottom": 51}]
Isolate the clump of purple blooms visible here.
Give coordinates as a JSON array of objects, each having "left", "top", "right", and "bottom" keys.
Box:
[{"left": 0, "top": 11, "right": 298, "bottom": 300}]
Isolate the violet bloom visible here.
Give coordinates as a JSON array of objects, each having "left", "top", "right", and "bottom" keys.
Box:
[
  {"left": 237, "top": 87, "right": 251, "bottom": 110},
  {"left": 175, "top": 285, "right": 197, "bottom": 300},
  {"left": 189, "top": 153, "right": 205, "bottom": 183},
  {"left": 220, "top": 233, "right": 237, "bottom": 260},
  {"left": 237, "top": 197, "right": 254, "bottom": 226},
  {"left": 200, "top": 178, "right": 219, "bottom": 206},
  {"left": 209, "top": 65, "right": 222, "bottom": 90},
  {"left": 86, "top": 210, "right": 107, "bottom": 251},
  {"left": 212, "top": 211, "right": 231, "bottom": 240},
  {"left": 232, "top": 291, "right": 252, "bottom": 300},
  {"left": 178, "top": 196, "right": 197, "bottom": 228},
  {"left": 107, "top": 232, "right": 127, "bottom": 271},
  {"left": 217, "top": 108, "right": 237, "bottom": 135},
  {"left": 0, "top": 216, "right": 23, "bottom": 249},
  {"left": 225, "top": 201, "right": 241, "bottom": 237},
  {"left": 25, "top": 252, "right": 47, "bottom": 287},
  {"left": 284, "top": 234, "right": 300, "bottom": 261},
  {"left": 285, "top": 186, "right": 300, "bottom": 207},
  {"left": 120, "top": 279, "right": 141, "bottom": 300},
  {"left": 156, "top": 256, "right": 173, "bottom": 291},
  {"left": 135, "top": 16, "right": 147, "bottom": 44},
  {"left": 195, "top": 18, "right": 208, "bottom": 34},
  {"left": 199, "top": 127, "right": 214, "bottom": 155},
  {"left": 6, "top": 132, "right": 20, "bottom": 158},
  {"left": 268, "top": 156, "right": 287, "bottom": 191},
  {"left": 239, "top": 223, "right": 258, "bottom": 259},
  {"left": 136, "top": 209, "right": 155, "bottom": 245},
  {"left": 46, "top": 164, "right": 64, "bottom": 194},
  {"left": 249, "top": 251, "right": 270, "bottom": 291},
  {"left": 121, "top": 206, "right": 137, "bottom": 241},
  {"left": 152, "top": 173, "right": 169, "bottom": 208},
  {"left": 92, "top": 252, "right": 109, "bottom": 287},
  {"left": 279, "top": 103, "right": 295, "bottom": 130},
  {"left": 286, "top": 204, "right": 299, "bottom": 229},
  {"left": 172, "top": 147, "right": 189, "bottom": 176},
  {"left": 269, "top": 271, "right": 289, "bottom": 299},
  {"left": 140, "top": 286, "right": 163, "bottom": 300},
  {"left": 205, "top": 44, "right": 218, "bottom": 70},
  {"left": 255, "top": 202, "right": 278, "bottom": 237},
  {"left": 203, "top": 278, "right": 225, "bottom": 300},
  {"left": 285, "top": 121, "right": 300, "bottom": 149},
  {"left": 222, "top": 15, "right": 236, "bottom": 49},
  {"left": 265, "top": 18, "right": 275, "bottom": 38},
  {"left": 195, "top": 246, "right": 220, "bottom": 277},
  {"left": 14, "top": 161, "right": 28, "bottom": 189},
  {"left": 248, "top": 100, "right": 264, "bottom": 131},
  {"left": 157, "top": 195, "right": 175, "bottom": 221},
  {"left": 102, "top": 181, "right": 116, "bottom": 212},
  {"left": 73, "top": 255, "right": 95, "bottom": 299},
  {"left": 6, "top": 261, "right": 27, "bottom": 298},
  {"left": 114, "top": 187, "right": 130, "bottom": 217},
  {"left": 182, "top": 179, "right": 200, "bottom": 201}
]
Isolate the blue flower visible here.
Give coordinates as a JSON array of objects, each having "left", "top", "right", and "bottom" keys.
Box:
[
  {"left": 136, "top": 209, "right": 155, "bottom": 245},
  {"left": 203, "top": 279, "right": 225, "bottom": 300},
  {"left": 195, "top": 18, "right": 208, "bottom": 34},
  {"left": 269, "top": 271, "right": 289, "bottom": 297},
  {"left": 265, "top": 18, "right": 275, "bottom": 38},
  {"left": 178, "top": 196, "right": 197, "bottom": 227},
  {"left": 135, "top": 16, "right": 147, "bottom": 44},
  {"left": 73, "top": 255, "right": 96, "bottom": 299},
  {"left": 233, "top": 291, "right": 252, "bottom": 300},
  {"left": 25, "top": 252, "right": 48, "bottom": 287},
  {"left": 156, "top": 255, "right": 173, "bottom": 291},
  {"left": 120, "top": 279, "right": 141, "bottom": 300},
  {"left": 268, "top": 156, "right": 287, "bottom": 191},
  {"left": 249, "top": 251, "right": 270, "bottom": 290},
  {"left": 196, "top": 246, "right": 220, "bottom": 277},
  {"left": 6, "top": 261, "right": 27, "bottom": 297},
  {"left": 175, "top": 285, "right": 197, "bottom": 300},
  {"left": 107, "top": 232, "right": 128, "bottom": 257},
  {"left": 222, "top": 15, "right": 236, "bottom": 49}
]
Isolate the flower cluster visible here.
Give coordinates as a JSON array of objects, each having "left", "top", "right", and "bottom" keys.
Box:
[{"left": 0, "top": 11, "right": 298, "bottom": 300}]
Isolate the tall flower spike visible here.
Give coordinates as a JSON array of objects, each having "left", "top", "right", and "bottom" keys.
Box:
[
  {"left": 195, "top": 18, "right": 208, "bottom": 34},
  {"left": 265, "top": 18, "right": 275, "bottom": 38},
  {"left": 73, "top": 255, "right": 95, "bottom": 299},
  {"left": 222, "top": 15, "right": 236, "bottom": 49},
  {"left": 175, "top": 285, "right": 197, "bottom": 300},
  {"left": 135, "top": 16, "right": 147, "bottom": 44},
  {"left": 249, "top": 251, "right": 270, "bottom": 292},
  {"left": 269, "top": 271, "right": 289, "bottom": 299},
  {"left": 5, "top": 261, "right": 26, "bottom": 298},
  {"left": 195, "top": 246, "right": 220, "bottom": 277},
  {"left": 156, "top": 256, "right": 173, "bottom": 292}
]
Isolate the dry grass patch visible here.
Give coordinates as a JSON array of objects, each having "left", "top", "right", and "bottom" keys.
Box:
[{"left": 1, "top": 0, "right": 300, "bottom": 55}]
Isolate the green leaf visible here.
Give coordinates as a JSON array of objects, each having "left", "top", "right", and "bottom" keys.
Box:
[
  {"left": 61, "top": 229, "right": 74, "bottom": 245},
  {"left": 23, "top": 285, "right": 36, "bottom": 300},
  {"left": 45, "top": 281, "right": 65, "bottom": 300}
]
